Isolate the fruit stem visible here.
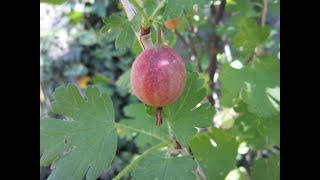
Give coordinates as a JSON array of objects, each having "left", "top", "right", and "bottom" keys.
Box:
[
  {"left": 155, "top": 22, "right": 162, "bottom": 45},
  {"left": 156, "top": 107, "right": 163, "bottom": 126}
]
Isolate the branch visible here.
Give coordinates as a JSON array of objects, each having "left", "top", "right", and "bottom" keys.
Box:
[
  {"left": 112, "top": 141, "right": 172, "bottom": 180},
  {"left": 207, "top": 0, "right": 226, "bottom": 106},
  {"left": 211, "top": 0, "right": 226, "bottom": 25}
]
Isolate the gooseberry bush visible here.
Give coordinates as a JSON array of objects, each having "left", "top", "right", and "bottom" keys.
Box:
[{"left": 40, "top": 0, "right": 280, "bottom": 180}]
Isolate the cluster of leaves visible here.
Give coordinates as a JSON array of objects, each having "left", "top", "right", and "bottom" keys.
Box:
[
  {"left": 216, "top": 0, "right": 280, "bottom": 179},
  {"left": 41, "top": 71, "right": 227, "bottom": 179}
]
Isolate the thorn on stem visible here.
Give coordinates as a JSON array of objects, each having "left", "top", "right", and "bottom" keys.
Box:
[{"left": 156, "top": 107, "right": 163, "bottom": 126}]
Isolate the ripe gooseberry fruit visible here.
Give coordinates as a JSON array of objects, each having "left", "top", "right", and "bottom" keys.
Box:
[{"left": 131, "top": 45, "right": 186, "bottom": 126}]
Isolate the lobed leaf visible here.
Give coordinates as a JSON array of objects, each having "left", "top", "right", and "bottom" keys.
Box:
[{"left": 40, "top": 84, "right": 117, "bottom": 180}]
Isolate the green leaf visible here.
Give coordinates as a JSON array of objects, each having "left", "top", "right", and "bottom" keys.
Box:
[
  {"left": 165, "top": 71, "right": 216, "bottom": 147},
  {"left": 144, "top": 0, "right": 158, "bottom": 16},
  {"left": 233, "top": 102, "right": 280, "bottom": 147},
  {"left": 132, "top": 154, "right": 197, "bottom": 180},
  {"left": 101, "top": 15, "right": 126, "bottom": 36},
  {"left": 163, "top": 0, "right": 185, "bottom": 19},
  {"left": 116, "top": 69, "right": 133, "bottom": 94},
  {"left": 130, "top": 13, "right": 142, "bottom": 32},
  {"left": 251, "top": 155, "right": 280, "bottom": 180},
  {"left": 40, "top": 84, "right": 117, "bottom": 180},
  {"left": 146, "top": 72, "right": 215, "bottom": 148},
  {"left": 115, "top": 22, "right": 136, "bottom": 49},
  {"left": 220, "top": 86, "right": 239, "bottom": 107},
  {"left": 119, "top": 104, "right": 168, "bottom": 152},
  {"left": 101, "top": 15, "right": 137, "bottom": 49},
  {"left": 189, "top": 128, "right": 239, "bottom": 180},
  {"left": 220, "top": 55, "right": 280, "bottom": 117},
  {"left": 163, "top": 0, "right": 208, "bottom": 20},
  {"left": 104, "top": 27, "right": 122, "bottom": 42},
  {"left": 227, "top": 0, "right": 253, "bottom": 16},
  {"left": 102, "top": 15, "right": 127, "bottom": 26},
  {"left": 261, "top": 114, "right": 280, "bottom": 146},
  {"left": 242, "top": 56, "right": 280, "bottom": 117},
  {"left": 131, "top": 39, "right": 143, "bottom": 56},
  {"left": 41, "top": 0, "right": 68, "bottom": 5},
  {"left": 220, "top": 62, "right": 250, "bottom": 106},
  {"left": 100, "top": 25, "right": 111, "bottom": 36},
  {"left": 233, "top": 18, "right": 270, "bottom": 52}
]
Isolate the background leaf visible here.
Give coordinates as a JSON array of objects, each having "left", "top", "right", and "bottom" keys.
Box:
[
  {"left": 220, "top": 55, "right": 280, "bottom": 117},
  {"left": 232, "top": 18, "right": 270, "bottom": 52},
  {"left": 189, "top": 128, "right": 239, "bottom": 180},
  {"left": 251, "top": 155, "right": 280, "bottom": 180},
  {"left": 233, "top": 102, "right": 280, "bottom": 148}
]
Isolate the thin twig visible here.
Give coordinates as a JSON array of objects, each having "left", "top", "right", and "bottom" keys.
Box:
[
  {"left": 174, "top": 29, "right": 189, "bottom": 47},
  {"left": 174, "top": 29, "right": 202, "bottom": 72},
  {"left": 261, "top": 0, "right": 268, "bottom": 27},
  {"left": 183, "top": 11, "right": 203, "bottom": 72}
]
